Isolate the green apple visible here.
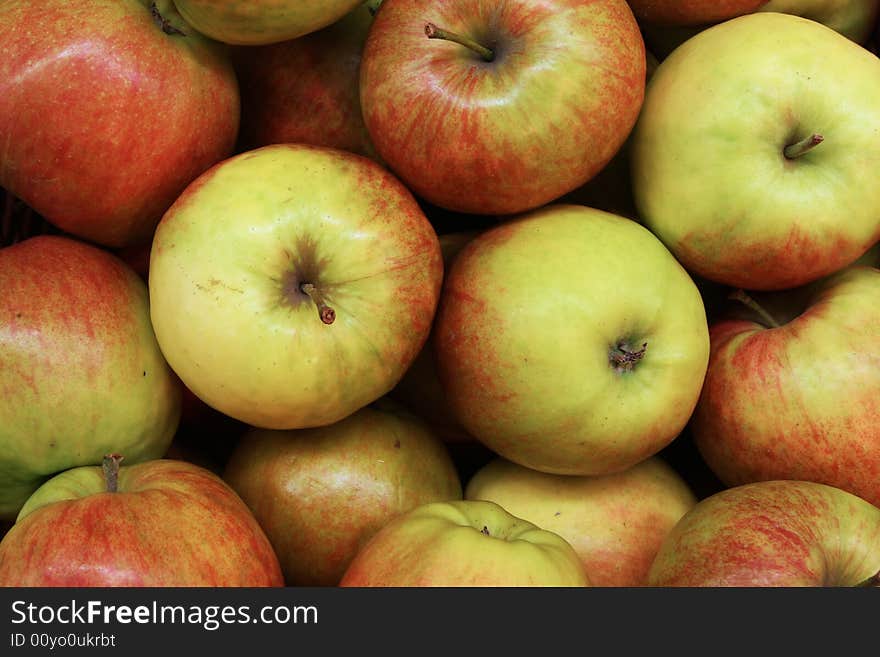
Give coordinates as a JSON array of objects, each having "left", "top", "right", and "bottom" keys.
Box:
[
  {"left": 223, "top": 401, "right": 463, "bottom": 586},
  {"left": 0, "top": 236, "right": 181, "bottom": 520},
  {"left": 691, "top": 265, "right": 880, "bottom": 508},
  {"left": 631, "top": 12, "right": 880, "bottom": 291},
  {"left": 173, "top": 0, "right": 365, "bottom": 45},
  {"left": 339, "top": 499, "right": 590, "bottom": 586},
  {"left": 648, "top": 480, "right": 880, "bottom": 586},
  {"left": 465, "top": 456, "right": 697, "bottom": 586},
  {"left": 433, "top": 204, "right": 710, "bottom": 476},
  {"left": 148, "top": 144, "right": 443, "bottom": 430}
]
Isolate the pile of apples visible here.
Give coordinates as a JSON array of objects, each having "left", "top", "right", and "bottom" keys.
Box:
[{"left": 1, "top": 0, "right": 880, "bottom": 588}]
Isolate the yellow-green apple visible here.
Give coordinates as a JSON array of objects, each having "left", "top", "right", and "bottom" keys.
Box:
[
  {"left": 0, "top": 0, "right": 239, "bottom": 248},
  {"left": 465, "top": 457, "right": 697, "bottom": 586},
  {"left": 626, "top": 0, "right": 767, "bottom": 25},
  {"left": 389, "top": 230, "right": 480, "bottom": 444},
  {"left": 647, "top": 480, "right": 880, "bottom": 586},
  {"left": 148, "top": 144, "right": 443, "bottom": 430},
  {"left": 359, "top": 0, "right": 645, "bottom": 216},
  {"left": 0, "top": 455, "right": 283, "bottom": 586},
  {"left": 433, "top": 204, "right": 710, "bottom": 476},
  {"left": 631, "top": 13, "right": 880, "bottom": 291},
  {"left": 339, "top": 499, "right": 590, "bottom": 586},
  {"left": 233, "top": 3, "right": 377, "bottom": 158},
  {"left": 223, "top": 401, "right": 463, "bottom": 586},
  {"left": 691, "top": 265, "right": 880, "bottom": 508},
  {"left": 173, "top": 0, "right": 365, "bottom": 45},
  {"left": 0, "top": 236, "right": 182, "bottom": 520}
]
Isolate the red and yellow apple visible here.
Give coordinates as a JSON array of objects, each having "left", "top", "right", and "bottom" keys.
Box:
[
  {"left": 465, "top": 456, "right": 697, "bottom": 586},
  {"left": 223, "top": 401, "right": 463, "bottom": 586},
  {"left": 339, "top": 499, "right": 590, "bottom": 586},
  {"left": 0, "top": 456, "right": 284, "bottom": 586}
]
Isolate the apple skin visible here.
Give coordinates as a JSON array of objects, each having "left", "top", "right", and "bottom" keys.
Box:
[
  {"left": 233, "top": 3, "right": 377, "bottom": 159},
  {"left": 0, "top": 236, "right": 182, "bottom": 520},
  {"left": 148, "top": 144, "right": 443, "bottom": 430},
  {"left": 389, "top": 230, "right": 481, "bottom": 444},
  {"left": 465, "top": 457, "right": 697, "bottom": 586},
  {"left": 173, "top": 0, "right": 364, "bottom": 45},
  {"left": 360, "top": 0, "right": 645, "bottom": 216},
  {"left": 432, "top": 204, "right": 710, "bottom": 476},
  {"left": 691, "top": 266, "right": 880, "bottom": 508},
  {"left": 0, "top": 458, "right": 284, "bottom": 587},
  {"left": 642, "top": 1, "right": 880, "bottom": 59},
  {"left": 647, "top": 480, "right": 880, "bottom": 586},
  {"left": 223, "top": 401, "right": 463, "bottom": 586},
  {"left": 626, "top": 0, "right": 768, "bottom": 26},
  {"left": 631, "top": 13, "right": 880, "bottom": 291},
  {"left": 339, "top": 499, "right": 590, "bottom": 586},
  {"left": 0, "top": 0, "right": 239, "bottom": 248},
  {"left": 760, "top": 0, "right": 880, "bottom": 43}
]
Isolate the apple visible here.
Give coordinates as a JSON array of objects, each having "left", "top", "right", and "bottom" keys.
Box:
[
  {"left": 0, "top": 0, "right": 239, "bottom": 248},
  {"left": 465, "top": 456, "right": 697, "bottom": 586},
  {"left": 433, "top": 204, "right": 710, "bottom": 476},
  {"left": 173, "top": 0, "right": 365, "bottom": 45},
  {"left": 0, "top": 455, "right": 284, "bottom": 586},
  {"left": 389, "top": 230, "right": 481, "bottom": 444},
  {"left": 339, "top": 499, "right": 590, "bottom": 586},
  {"left": 148, "top": 143, "right": 443, "bottom": 430},
  {"left": 759, "top": 1, "right": 880, "bottom": 43},
  {"left": 626, "top": 0, "right": 767, "bottom": 26},
  {"left": 0, "top": 235, "right": 182, "bottom": 520},
  {"left": 223, "top": 401, "right": 463, "bottom": 586},
  {"left": 631, "top": 12, "right": 880, "bottom": 291},
  {"left": 359, "top": 0, "right": 645, "bottom": 216},
  {"left": 233, "top": 3, "right": 377, "bottom": 158},
  {"left": 559, "top": 48, "right": 660, "bottom": 220},
  {"left": 691, "top": 265, "right": 880, "bottom": 508},
  {"left": 642, "top": 1, "right": 880, "bottom": 59},
  {"left": 647, "top": 480, "right": 880, "bottom": 586}
]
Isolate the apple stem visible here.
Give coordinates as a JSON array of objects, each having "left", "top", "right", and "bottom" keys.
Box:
[
  {"left": 149, "top": 2, "right": 187, "bottom": 36},
  {"left": 610, "top": 342, "right": 648, "bottom": 372},
  {"left": 855, "top": 569, "right": 880, "bottom": 587},
  {"left": 300, "top": 283, "right": 336, "bottom": 325},
  {"left": 783, "top": 134, "right": 823, "bottom": 160},
  {"left": 365, "top": 0, "right": 384, "bottom": 15},
  {"left": 728, "top": 289, "right": 781, "bottom": 329},
  {"left": 102, "top": 454, "right": 125, "bottom": 494},
  {"left": 425, "top": 23, "right": 494, "bottom": 62}
]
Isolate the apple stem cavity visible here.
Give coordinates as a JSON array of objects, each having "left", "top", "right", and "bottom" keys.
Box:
[
  {"left": 425, "top": 23, "right": 494, "bottom": 62},
  {"left": 300, "top": 283, "right": 336, "bottom": 325},
  {"left": 102, "top": 453, "right": 125, "bottom": 493},
  {"left": 610, "top": 342, "right": 648, "bottom": 372},
  {"left": 729, "top": 289, "right": 782, "bottom": 329},
  {"left": 366, "top": 0, "right": 384, "bottom": 15},
  {"left": 783, "top": 133, "right": 823, "bottom": 160},
  {"left": 149, "top": 2, "right": 187, "bottom": 36}
]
